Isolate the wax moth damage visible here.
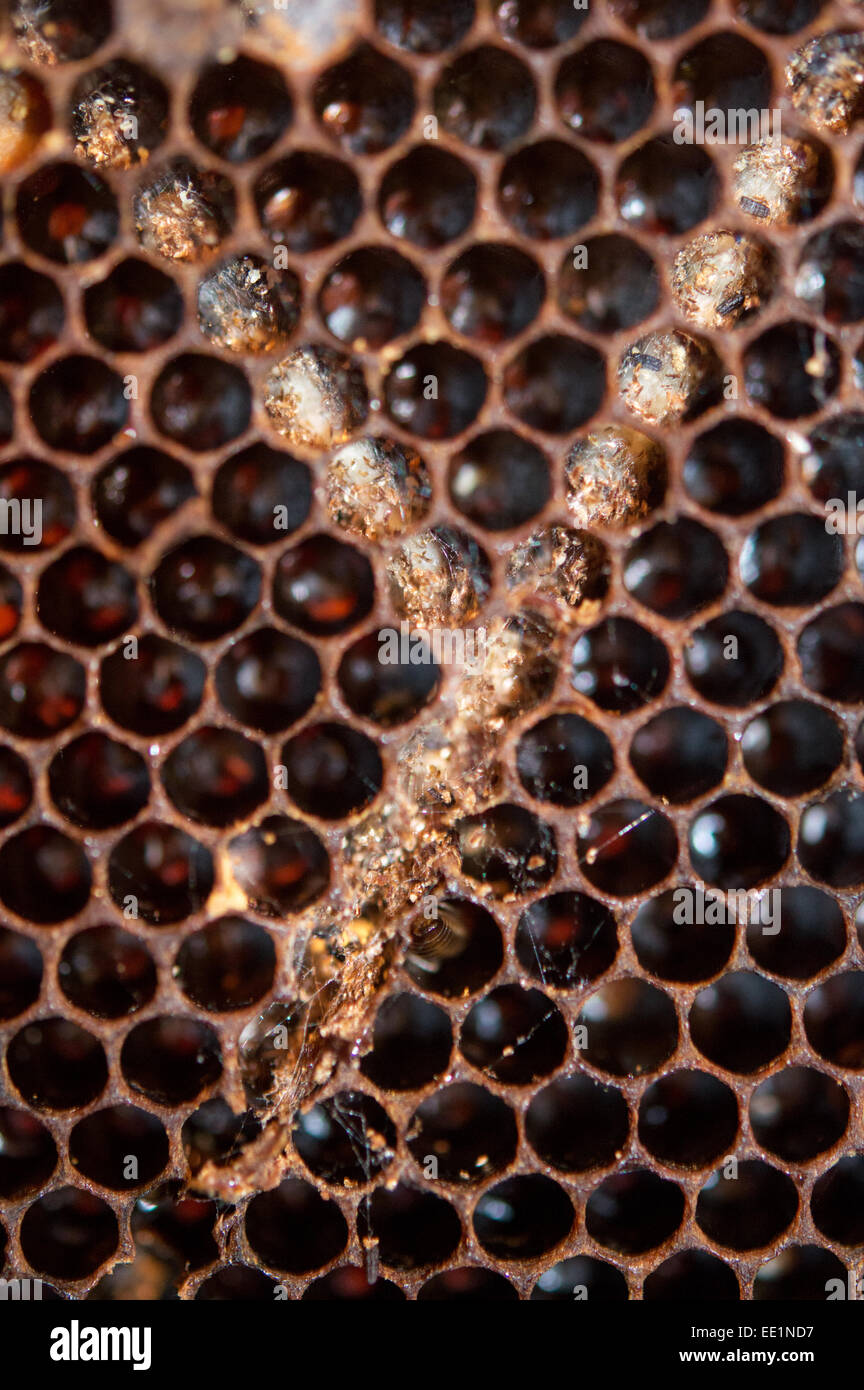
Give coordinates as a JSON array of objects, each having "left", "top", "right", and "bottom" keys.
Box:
[{"left": 191, "top": 602, "right": 575, "bottom": 1202}]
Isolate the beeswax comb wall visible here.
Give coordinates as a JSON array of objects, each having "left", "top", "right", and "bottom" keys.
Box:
[{"left": 1, "top": 0, "right": 864, "bottom": 1302}]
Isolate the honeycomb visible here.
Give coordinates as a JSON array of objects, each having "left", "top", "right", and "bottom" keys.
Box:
[{"left": 1, "top": 0, "right": 864, "bottom": 1303}]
